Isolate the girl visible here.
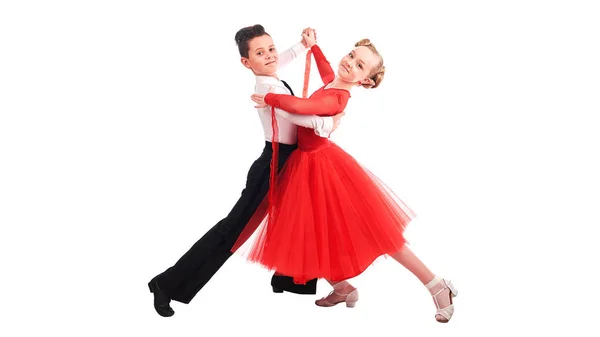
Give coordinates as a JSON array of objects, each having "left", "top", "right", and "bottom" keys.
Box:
[{"left": 233, "top": 30, "right": 458, "bottom": 323}]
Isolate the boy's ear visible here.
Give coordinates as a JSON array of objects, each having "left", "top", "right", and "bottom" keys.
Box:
[{"left": 241, "top": 57, "right": 252, "bottom": 69}]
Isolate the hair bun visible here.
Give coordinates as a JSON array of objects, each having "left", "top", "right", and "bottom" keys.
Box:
[{"left": 355, "top": 38, "right": 372, "bottom": 47}]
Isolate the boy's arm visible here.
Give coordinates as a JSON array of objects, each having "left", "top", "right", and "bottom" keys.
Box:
[
  {"left": 277, "top": 41, "right": 307, "bottom": 70},
  {"left": 256, "top": 83, "right": 336, "bottom": 137},
  {"left": 275, "top": 109, "right": 336, "bottom": 137}
]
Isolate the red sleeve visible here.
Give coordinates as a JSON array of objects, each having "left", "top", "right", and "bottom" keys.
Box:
[
  {"left": 310, "top": 45, "right": 335, "bottom": 85},
  {"left": 264, "top": 90, "right": 349, "bottom": 116}
]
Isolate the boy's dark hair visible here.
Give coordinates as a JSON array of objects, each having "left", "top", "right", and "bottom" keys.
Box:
[{"left": 234, "top": 24, "right": 270, "bottom": 58}]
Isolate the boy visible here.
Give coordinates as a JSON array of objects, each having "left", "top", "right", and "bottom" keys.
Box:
[{"left": 148, "top": 24, "right": 341, "bottom": 317}]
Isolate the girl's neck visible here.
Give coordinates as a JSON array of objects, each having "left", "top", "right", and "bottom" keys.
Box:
[{"left": 326, "top": 76, "right": 356, "bottom": 91}]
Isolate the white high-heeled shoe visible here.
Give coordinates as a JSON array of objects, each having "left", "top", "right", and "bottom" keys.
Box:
[
  {"left": 426, "top": 278, "right": 458, "bottom": 323},
  {"left": 315, "top": 289, "right": 359, "bottom": 308}
]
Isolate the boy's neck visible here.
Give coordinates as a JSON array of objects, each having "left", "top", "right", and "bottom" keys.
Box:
[{"left": 254, "top": 71, "right": 279, "bottom": 80}]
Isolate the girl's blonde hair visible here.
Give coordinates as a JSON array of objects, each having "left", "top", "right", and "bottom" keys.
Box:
[{"left": 355, "top": 39, "right": 385, "bottom": 89}]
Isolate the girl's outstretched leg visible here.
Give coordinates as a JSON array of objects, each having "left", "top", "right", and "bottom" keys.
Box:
[{"left": 390, "top": 246, "right": 458, "bottom": 323}]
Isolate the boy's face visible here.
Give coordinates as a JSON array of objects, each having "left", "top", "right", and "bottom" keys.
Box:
[{"left": 241, "top": 34, "right": 278, "bottom": 76}]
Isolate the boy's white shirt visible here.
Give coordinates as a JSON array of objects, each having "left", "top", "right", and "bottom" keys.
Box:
[{"left": 254, "top": 42, "right": 334, "bottom": 145}]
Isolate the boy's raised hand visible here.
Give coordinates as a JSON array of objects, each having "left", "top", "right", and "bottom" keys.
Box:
[{"left": 301, "top": 27, "right": 317, "bottom": 48}]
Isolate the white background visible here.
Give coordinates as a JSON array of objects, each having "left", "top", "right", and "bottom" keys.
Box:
[{"left": 1, "top": 0, "right": 599, "bottom": 336}]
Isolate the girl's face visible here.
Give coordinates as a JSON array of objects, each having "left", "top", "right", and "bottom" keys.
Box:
[{"left": 337, "top": 46, "right": 379, "bottom": 84}]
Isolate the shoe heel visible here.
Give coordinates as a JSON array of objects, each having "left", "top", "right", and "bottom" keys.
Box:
[
  {"left": 148, "top": 278, "right": 159, "bottom": 293},
  {"left": 272, "top": 286, "right": 284, "bottom": 293},
  {"left": 345, "top": 289, "right": 359, "bottom": 308},
  {"left": 446, "top": 280, "right": 458, "bottom": 297}
]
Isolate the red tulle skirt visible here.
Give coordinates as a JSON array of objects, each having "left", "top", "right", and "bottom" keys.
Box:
[{"left": 232, "top": 142, "right": 416, "bottom": 284}]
